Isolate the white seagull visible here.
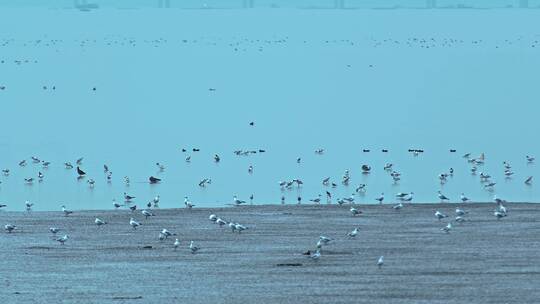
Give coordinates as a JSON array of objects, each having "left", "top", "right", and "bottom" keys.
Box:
[
  {"left": 441, "top": 223, "right": 452, "bottom": 233},
  {"left": 61, "top": 205, "right": 73, "bottom": 216},
  {"left": 129, "top": 218, "right": 141, "bottom": 229},
  {"left": 377, "top": 256, "right": 384, "bottom": 268},
  {"left": 348, "top": 227, "right": 359, "bottom": 237},
  {"left": 455, "top": 208, "right": 468, "bottom": 216},
  {"left": 435, "top": 211, "right": 448, "bottom": 220},
  {"left": 95, "top": 218, "right": 107, "bottom": 226},
  {"left": 4, "top": 224, "right": 16, "bottom": 233},
  {"left": 189, "top": 241, "right": 200, "bottom": 254},
  {"left": 437, "top": 191, "right": 449, "bottom": 202},
  {"left": 56, "top": 235, "right": 69, "bottom": 245},
  {"left": 350, "top": 207, "right": 362, "bottom": 216},
  {"left": 184, "top": 196, "right": 195, "bottom": 209}
]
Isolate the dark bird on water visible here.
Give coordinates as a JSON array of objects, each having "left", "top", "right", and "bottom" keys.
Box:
[
  {"left": 77, "top": 167, "right": 86, "bottom": 176},
  {"left": 149, "top": 176, "right": 161, "bottom": 184},
  {"left": 129, "top": 205, "right": 137, "bottom": 212},
  {"left": 249, "top": 122, "right": 254, "bottom": 126}
]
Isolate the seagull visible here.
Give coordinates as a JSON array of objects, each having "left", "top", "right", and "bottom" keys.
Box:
[
  {"left": 24, "top": 178, "right": 34, "bottom": 184},
  {"left": 384, "top": 163, "right": 393, "bottom": 170},
  {"left": 322, "top": 177, "right": 330, "bottom": 185},
  {"left": 350, "top": 207, "right": 362, "bottom": 216},
  {"left": 103, "top": 164, "right": 109, "bottom": 173},
  {"left": 435, "top": 211, "right": 448, "bottom": 220},
  {"left": 437, "top": 191, "right": 449, "bottom": 202},
  {"left": 0, "top": 203, "right": 7, "bottom": 208},
  {"left": 18, "top": 160, "right": 27, "bottom": 167},
  {"left": 455, "top": 216, "right": 466, "bottom": 223},
  {"left": 42, "top": 161, "right": 50, "bottom": 168},
  {"left": 248, "top": 165, "right": 253, "bottom": 174},
  {"left": 455, "top": 208, "right": 468, "bottom": 216},
  {"left": 76, "top": 157, "right": 83, "bottom": 165},
  {"left": 216, "top": 218, "right": 227, "bottom": 226},
  {"left": 76, "top": 167, "right": 86, "bottom": 176},
  {"left": 56, "top": 235, "right": 69, "bottom": 245},
  {"left": 184, "top": 196, "right": 195, "bottom": 208},
  {"left": 149, "top": 176, "right": 161, "bottom": 184},
  {"left": 319, "top": 236, "right": 333, "bottom": 244},
  {"left": 141, "top": 209, "right": 154, "bottom": 219},
  {"left": 310, "top": 250, "right": 321, "bottom": 260},
  {"left": 174, "top": 239, "right": 180, "bottom": 250},
  {"left": 161, "top": 229, "right": 176, "bottom": 238},
  {"left": 185, "top": 156, "right": 191, "bottom": 162},
  {"left": 355, "top": 184, "right": 366, "bottom": 193},
  {"left": 209, "top": 214, "right": 217, "bottom": 222},
  {"left": 4, "top": 224, "right": 16, "bottom": 233},
  {"left": 235, "top": 223, "right": 248, "bottom": 233},
  {"left": 95, "top": 218, "right": 107, "bottom": 226},
  {"left": 526, "top": 155, "right": 535, "bottom": 163},
  {"left": 401, "top": 193, "right": 414, "bottom": 202},
  {"left": 393, "top": 202, "right": 403, "bottom": 210},
  {"left": 484, "top": 182, "right": 496, "bottom": 188},
  {"left": 124, "top": 192, "right": 136, "bottom": 202},
  {"left": 153, "top": 195, "right": 160, "bottom": 206},
  {"left": 525, "top": 176, "right": 533, "bottom": 185},
  {"left": 156, "top": 162, "right": 165, "bottom": 171},
  {"left": 348, "top": 227, "right": 359, "bottom": 237},
  {"left": 129, "top": 218, "right": 141, "bottom": 229},
  {"left": 460, "top": 193, "right": 470, "bottom": 203},
  {"left": 377, "top": 256, "right": 384, "bottom": 268},
  {"left": 61, "top": 205, "right": 73, "bottom": 216},
  {"left": 49, "top": 227, "right": 60, "bottom": 234},
  {"left": 233, "top": 195, "right": 247, "bottom": 206},
  {"left": 1, "top": 169, "right": 9, "bottom": 176},
  {"left": 64, "top": 162, "right": 73, "bottom": 169},
  {"left": 112, "top": 199, "right": 122, "bottom": 209},
  {"left": 214, "top": 154, "right": 220, "bottom": 162},
  {"left": 462, "top": 153, "right": 471, "bottom": 159},
  {"left": 228, "top": 222, "right": 237, "bottom": 233},
  {"left": 189, "top": 241, "right": 200, "bottom": 254},
  {"left": 494, "top": 211, "right": 506, "bottom": 219},
  {"left": 124, "top": 176, "right": 130, "bottom": 185},
  {"left": 87, "top": 179, "right": 95, "bottom": 187},
  {"left": 395, "top": 192, "right": 410, "bottom": 198},
  {"left": 25, "top": 201, "right": 34, "bottom": 211},
  {"left": 375, "top": 193, "right": 384, "bottom": 204},
  {"left": 310, "top": 195, "right": 322, "bottom": 204},
  {"left": 441, "top": 223, "right": 452, "bottom": 233}
]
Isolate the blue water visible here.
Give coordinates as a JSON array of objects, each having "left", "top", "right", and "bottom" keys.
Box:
[{"left": 0, "top": 8, "right": 538, "bottom": 211}]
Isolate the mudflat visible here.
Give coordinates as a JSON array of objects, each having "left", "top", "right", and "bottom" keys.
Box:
[{"left": 1, "top": 203, "right": 539, "bottom": 304}]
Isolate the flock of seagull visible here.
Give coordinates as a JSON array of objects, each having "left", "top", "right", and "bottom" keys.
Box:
[{"left": 0, "top": 146, "right": 535, "bottom": 264}]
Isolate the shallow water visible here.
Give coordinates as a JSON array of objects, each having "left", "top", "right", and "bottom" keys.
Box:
[{"left": 0, "top": 8, "right": 538, "bottom": 211}]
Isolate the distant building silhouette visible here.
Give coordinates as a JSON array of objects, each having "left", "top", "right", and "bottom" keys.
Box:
[
  {"left": 158, "top": 0, "right": 171, "bottom": 8},
  {"left": 335, "top": 0, "right": 345, "bottom": 9}
]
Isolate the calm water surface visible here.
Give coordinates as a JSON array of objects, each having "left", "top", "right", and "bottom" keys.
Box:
[{"left": 0, "top": 8, "right": 538, "bottom": 210}]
